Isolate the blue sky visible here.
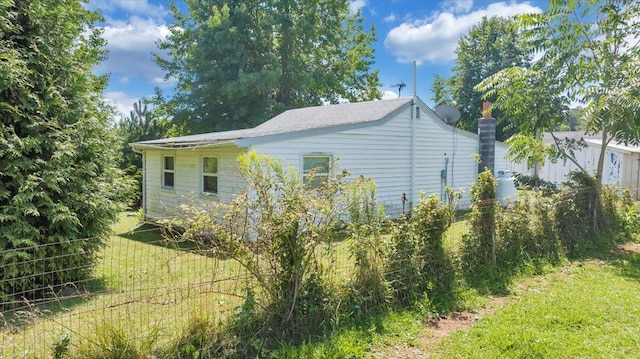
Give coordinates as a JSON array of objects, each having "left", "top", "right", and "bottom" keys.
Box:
[{"left": 85, "top": 0, "right": 545, "bottom": 119}]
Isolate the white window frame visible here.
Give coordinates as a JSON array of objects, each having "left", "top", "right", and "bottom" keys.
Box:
[
  {"left": 202, "top": 156, "right": 219, "bottom": 195},
  {"left": 162, "top": 155, "right": 175, "bottom": 189},
  {"left": 302, "top": 154, "right": 332, "bottom": 187}
]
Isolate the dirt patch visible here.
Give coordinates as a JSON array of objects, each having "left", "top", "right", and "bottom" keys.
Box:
[
  {"left": 370, "top": 296, "right": 514, "bottom": 358},
  {"left": 369, "top": 311, "right": 483, "bottom": 358},
  {"left": 615, "top": 243, "right": 640, "bottom": 255},
  {"left": 425, "top": 311, "right": 479, "bottom": 339}
]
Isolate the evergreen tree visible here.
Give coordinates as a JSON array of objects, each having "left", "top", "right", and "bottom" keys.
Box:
[
  {"left": 117, "top": 99, "right": 167, "bottom": 208},
  {"left": 157, "top": 0, "right": 381, "bottom": 134},
  {"left": 0, "top": 0, "right": 131, "bottom": 305}
]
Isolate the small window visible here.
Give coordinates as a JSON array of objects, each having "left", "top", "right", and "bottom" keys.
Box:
[
  {"left": 202, "top": 157, "right": 218, "bottom": 194},
  {"left": 163, "top": 156, "right": 175, "bottom": 188},
  {"left": 303, "top": 155, "right": 331, "bottom": 187}
]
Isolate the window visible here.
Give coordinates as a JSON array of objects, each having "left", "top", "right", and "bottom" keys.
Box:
[
  {"left": 303, "top": 155, "right": 331, "bottom": 187},
  {"left": 163, "top": 156, "right": 175, "bottom": 188},
  {"left": 202, "top": 157, "right": 218, "bottom": 194}
]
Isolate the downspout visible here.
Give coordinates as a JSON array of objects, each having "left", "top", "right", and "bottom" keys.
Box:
[{"left": 410, "top": 60, "right": 417, "bottom": 209}]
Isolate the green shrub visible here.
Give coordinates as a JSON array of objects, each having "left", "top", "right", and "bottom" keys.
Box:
[
  {"left": 168, "top": 151, "right": 343, "bottom": 348},
  {"left": 460, "top": 170, "right": 500, "bottom": 282},
  {"left": 497, "top": 192, "right": 562, "bottom": 273},
  {"left": 344, "top": 176, "right": 391, "bottom": 314},
  {"left": 386, "top": 216, "right": 422, "bottom": 306},
  {"left": 411, "top": 192, "right": 457, "bottom": 302},
  {"left": 617, "top": 189, "right": 640, "bottom": 242},
  {"left": 387, "top": 192, "right": 457, "bottom": 306}
]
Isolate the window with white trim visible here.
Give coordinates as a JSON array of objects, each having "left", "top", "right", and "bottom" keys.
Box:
[
  {"left": 162, "top": 155, "right": 175, "bottom": 188},
  {"left": 303, "top": 155, "right": 331, "bottom": 188},
  {"left": 202, "top": 157, "right": 218, "bottom": 194}
]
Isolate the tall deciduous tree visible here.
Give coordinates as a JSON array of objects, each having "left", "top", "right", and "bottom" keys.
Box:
[
  {"left": 0, "top": 0, "right": 131, "bottom": 305},
  {"left": 478, "top": 0, "right": 640, "bottom": 186},
  {"left": 478, "top": 0, "right": 640, "bottom": 233},
  {"left": 432, "top": 16, "right": 531, "bottom": 141},
  {"left": 157, "top": 0, "right": 381, "bottom": 135}
]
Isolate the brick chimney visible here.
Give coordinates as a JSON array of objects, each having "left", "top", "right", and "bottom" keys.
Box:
[{"left": 478, "top": 101, "right": 496, "bottom": 174}]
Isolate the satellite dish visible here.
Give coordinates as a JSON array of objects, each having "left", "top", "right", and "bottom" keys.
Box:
[{"left": 435, "top": 105, "right": 461, "bottom": 125}]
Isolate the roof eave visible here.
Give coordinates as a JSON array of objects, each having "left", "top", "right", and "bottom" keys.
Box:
[{"left": 129, "top": 139, "right": 238, "bottom": 151}]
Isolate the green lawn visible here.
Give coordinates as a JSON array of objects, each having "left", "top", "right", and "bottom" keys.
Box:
[
  {"left": 1, "top": 213, "right": 247, "bottom": 358},
  {"left": 438, "top": 251, "right": 640, "bottom": 358},
  {"left": 272, "top": 246, "right": 640, "bottom": 358}
]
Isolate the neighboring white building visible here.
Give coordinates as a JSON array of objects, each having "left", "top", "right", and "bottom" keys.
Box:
[
  {"left": 131, "top": 97, "right": 517, "bottom": 220},
  {"left": 537, "top": 131, "right": 640, "bottom": 197}
]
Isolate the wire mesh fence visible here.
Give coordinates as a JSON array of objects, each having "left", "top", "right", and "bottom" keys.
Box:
[
  {"left": 1, "top": 183, "right": 637, "bottom": 357},
  {"left": 0, "top": 211, "right": 468, "bottom": 357}
]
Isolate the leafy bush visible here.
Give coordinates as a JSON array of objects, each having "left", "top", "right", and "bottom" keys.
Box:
[
  {"left": 168, "top": 151, "right": 343, "bottom": 349},
  {"left": 344, "top": 176, "right": 391, "bottom": 313},
  {"left": 513, "top": 173, "right": 558, "bottom": 194},
  {"left": 497, "top": 193, "right": 562, "bottom": 272},
  {"left": 617, "top": 189, "right": 640, "bottom": 242},
  {"left": 387, "top": 191, "right": 458, "bottom": 306},
  {"left": 460, "top": 170, "right": 499, "bottom": 282},
  {"left": 386, "top": 217, "right": 422, "bottom": 305},
  {"left": 556, "top": 170, "right": 613, "bottom": 256}
]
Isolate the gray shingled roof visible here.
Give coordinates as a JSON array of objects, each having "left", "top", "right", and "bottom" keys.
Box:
[{"left": 131, "top": 98, "right": 413, "bottom": 148}]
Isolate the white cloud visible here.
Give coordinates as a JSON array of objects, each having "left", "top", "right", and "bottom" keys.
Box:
[
  {"left": 384, "top": 2, "right": 542, "bottom": 65},
  {"left": 382, "top": 90, "right": 400, "bottom": 100},
  {"left": 441, "top": 0, "right": 474, "bottom": 14},
  {"left": 104, "top": 91, "right": 141, "bottom": 119},
  {"left": 384, "top": 13, "right": 397, "bottom": 23},
  {"left": 96, "top": 16, "right": 171, "bottom": 85},
  {"left": 350, "top": 0, "right": 366, "bottom": 14}
]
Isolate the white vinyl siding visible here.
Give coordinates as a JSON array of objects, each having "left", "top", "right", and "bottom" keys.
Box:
[
  {"left": 251, "top": 106, "right": 415, "bottom": 215},
  {"left": 251, "top": 105, "right": 517, "bottom": 214},
  {"left": 143, "top": 147, "right": 245, "bottom": 220},
  {"left": 142, "top": 102, "right": 524, "bottom": 220}
]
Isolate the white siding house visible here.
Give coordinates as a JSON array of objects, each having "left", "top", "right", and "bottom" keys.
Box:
[
  {"left": 536, "top": 132, "right": 640, "bottom": 198},
  {"left": 131, "top": 97, "right": 517, "bottom": 219}
]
